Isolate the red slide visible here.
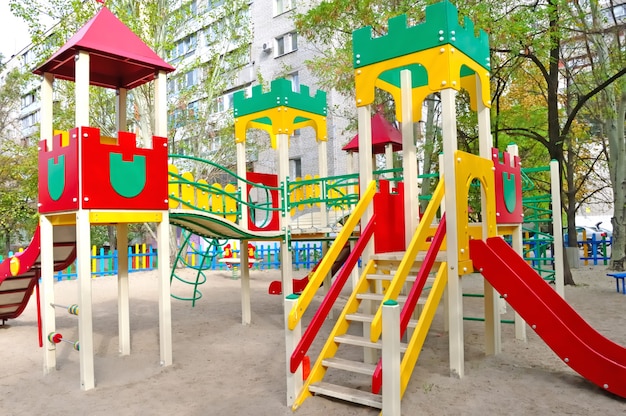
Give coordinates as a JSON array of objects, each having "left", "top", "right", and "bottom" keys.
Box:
[
  {"left": 0, "top": 225, "right": 76, "bottom": 323},
  {"left": 470, "top": 236, "right": 626, "bottom": 398}
]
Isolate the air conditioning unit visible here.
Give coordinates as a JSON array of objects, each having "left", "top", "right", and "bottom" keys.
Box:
[{"left": 262, "top": 41, "right": 273, "bottom": 53}]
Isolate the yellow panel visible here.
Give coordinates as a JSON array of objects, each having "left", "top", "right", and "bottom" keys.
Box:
[
  {"left": 168, "top": 164, "right": 180, "bottom": 209},
  {"left": 53, "top": 130, "right": 70, "bottom": 147},
  {"left": 355, "top": 47, "right": 491, "bottom": 122},
  {"left": 223, "top": 183, "right": 238, "bottom": 223},
  {"left": 181, "top": 172, "right": 195, "bottom": 210},
  {"left": 303, "top": 174, "right": 313, "bottom": 207},
  {"left": 453, "top": 150, "right": 496, "bottom": 265},
  {"left": 46, "top": 213, "right": 78, "bottom": 226},
  {"left": 210, "top": 183, "right": 224, "bottom": 217},
  {"left": 100, "top": 135, "right": 118, "bottom": 145},
  {"left": 197, "top": 179, "right": 209, "bottom": 211},
  {"left": 89, "top": 211, "right": 163, "bottom": 224}
]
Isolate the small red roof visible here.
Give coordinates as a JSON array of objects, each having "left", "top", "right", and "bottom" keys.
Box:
[
  {"left": 33, "top": 7, "right": 175, "bottom": 90},
  {"left": 342, "top": 112, "right": 402, "bottom": 154}
]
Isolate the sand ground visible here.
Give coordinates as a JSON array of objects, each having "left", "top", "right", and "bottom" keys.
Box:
[{"left": 1, "top": 265, "right": 626, "bottom": 415}]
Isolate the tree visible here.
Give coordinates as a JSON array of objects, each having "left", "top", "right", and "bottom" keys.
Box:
[{"left": 0, "top": 67, "right": 37, "bottom": 253}]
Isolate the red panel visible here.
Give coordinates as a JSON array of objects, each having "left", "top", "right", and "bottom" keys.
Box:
[
  {"left": 492, "top": 148, "right": 522, "bottom": 224},
  {"left": 470, "top": 237, "right": 626, "bottom": 399},
  {"left": 38, "top": 130, "right": 80, "bottom": 214},
  {"left": 246, "top": 171, "right": 279, "bottom": 231},
  {"left": 80, "top": 127, "right": 169, "bottom": 210},
  {"left": 373, "top": 180, "right": 405, "bottom": 253}
]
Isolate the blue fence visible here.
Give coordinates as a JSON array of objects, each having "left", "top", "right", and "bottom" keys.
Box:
[{"left": 0, "top": 241, "right": 325, "bottom": 281}]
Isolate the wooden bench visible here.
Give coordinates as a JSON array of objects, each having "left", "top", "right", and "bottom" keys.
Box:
[
  {"left": 606, "top": 272, "right": 626, "bottom": 294},
  {"left": 219, "top": 257, "right": 257, "bottom": 279}
]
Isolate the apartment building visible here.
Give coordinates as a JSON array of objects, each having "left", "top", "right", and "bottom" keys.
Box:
[
  {"left": 168, "top": 0, "right": 354, "bottom": 179},
  {"left": 3, "top": 1, "right": 355, "bottom": 180}
]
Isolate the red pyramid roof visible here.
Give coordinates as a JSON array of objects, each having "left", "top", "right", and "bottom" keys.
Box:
[
  {"left": 342, "top": 112, "right": 402, "bottom": 154},
  {"left": 33, "top": 7, "right": 175, "bottom": 90}
]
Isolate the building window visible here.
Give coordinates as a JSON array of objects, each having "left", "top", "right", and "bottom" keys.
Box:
[
  {"left": 275, "top": 32, "right": 297, "bottom": 57},
  {"left": 290, "top": 158, "right": 302, "bottom": 179},
  {"left": 274, "top": 0, "right": 295, "bottom": 16},
  {"left": 185, "top": 68, "right": 199, "bottom": 88},
  {"left": 188, "top": 101, "right": 200, "bottom": 120},
  {"left": 207, "top": 0, "right": 225, "bottom": 11},
  {"left": 170, "top": 33, "right": 197, "bottom": 60},
  {"left": 215, "top": 91, "right": 235, "bottom": 113},
  {"left": 21, "top": 110, "right": 40, "bottom": 129},
  {"left": 21, "top": 91, "right": 38, "bottom": 109},
  {"left": 286, "top": 72, "right": 300, "bottom": 92}
]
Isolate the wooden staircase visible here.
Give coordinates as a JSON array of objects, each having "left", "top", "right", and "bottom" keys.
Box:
[{"left": 293, "top": 250, "right": 448, "bottom": 410}]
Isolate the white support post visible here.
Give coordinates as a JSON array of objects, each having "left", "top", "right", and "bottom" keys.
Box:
[
  {"left": 401, "top": 70, "right": 419, "bottom": 247},
  {"left": 41, "top": 73, "right": 54, "bottom": 148},
  {"left": 385, "top": 143, "right": 394, "bottom": 178},
  {"left": 116, "top": 223, "right": 130, "bottom": 355},
  {"left": 476, "top": 74, "right": 500, "bottom": 356},
  {"left": 318, "top": 139, "right": 328, "bottom": 228},
  {"left": 505, "top": 144, "right": 526, "bottom": 341},
  {"left": 75, "top": 51, "right": 90, "bottom": 127},
  {"left": 240, "top": 240, "right": 251, "bottom": 325},
  {"left": 346, "top": 152, "right": 360, "bottom": 290},
  {"left": 382, "top": 300, "right": 401, "bottom": 416},
  {"left": 40, "top": 215, "right": 56, "bottom": 374},
  {"left": 438, "top": 153, "right": 449, "bottom": 333},
  {"left": 510, "top": 223, "right": 527, "bottom": 340},
  {"left": 284, "top": 294, "right": 302, "bottom": 406},
  {"left": 76, "top": 211, "right": 94, "bottom": 390},
  {"left": 116, "top": 88, "right": 127, "bottom": 134},
  {"left": 551, "top": 160, "right": 565, "bottom": 298},
  {"left": 441, "top": 88, "right": 464, "bottom": 378},
  {"left": 236, "top": 141, "right": 248, "bottom": 228},
  {"left": 277, "top": 133, "right": 293, "bottom": 296},
  {"left": 157, "top": 212, "right": 172, "bottom": 366},
  {"left": 154, "top": 70, "right": 168, "bottom": 143},
  {"left": 357, "top": 106, "right": 374, "bottom": 228},
  {"left": 357, "top": 105, "right": 377, "bottom": 364}
]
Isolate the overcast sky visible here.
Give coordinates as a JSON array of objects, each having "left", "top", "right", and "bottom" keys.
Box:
[{"left": 0, "top": 2, "right": 30, "bottom": 62}]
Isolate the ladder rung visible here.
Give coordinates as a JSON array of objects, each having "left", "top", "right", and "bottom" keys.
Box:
[
  {"left": 322, "top": 357, "right": 376, "bottom": 375},
  {"left": 309, "top": 381, "right": 382, "bottom": 409},
  {"left": 334, "top": 334, "right": 407, "bottom": 351}
]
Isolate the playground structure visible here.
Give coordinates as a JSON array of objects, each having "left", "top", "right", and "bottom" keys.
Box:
[
  {"left": 0, "top": 6, "right": 175, "bottom": 391},
  {"left": 1, "top": 0, "right": 624, "bottom": 410}
]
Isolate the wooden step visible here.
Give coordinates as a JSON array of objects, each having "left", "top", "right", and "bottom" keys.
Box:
[
  {"left": 346, "top": 310, "right": 423, "bottom": 328},
  {"left": 357, "top": 292, "right": 408, "bottom": 303},
  {"left": 309, "top": 381, "right": 382, "bottom": 409},
  {"left": 334, "top": 334, "right": 407, "bottom": 352},
  {"left": 367, "top": 273, "right": 436, "bottom": 287},
  {"left": 322, "top": 357, "right": 376, "bottom": 375},
  {"left": 372, "top": 251, "right": 447, "bottom": 274}
]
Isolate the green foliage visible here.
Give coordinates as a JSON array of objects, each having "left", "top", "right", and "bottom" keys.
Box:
[{"left": 0, "top": 141, "right": 38, "bottom": 253}]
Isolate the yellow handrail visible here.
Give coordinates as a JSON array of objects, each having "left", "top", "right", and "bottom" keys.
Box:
[
  {"left": 292, "top": 259, "right": 378, "bottom": 410},
  {"left": 288, "top": 180, "right": 377, "bottom": 330},
  {"left": 369, "top": 179, "right": 445, "bottom": 342},
  {"left": 400, "top": 262, "right": 448, "bottom": 396}
]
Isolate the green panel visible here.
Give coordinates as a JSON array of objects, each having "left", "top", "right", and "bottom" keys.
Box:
[
  {"left": 352, "top": 1, "right": 489, "bottom": 71},
  {"left": 47, "top": 155, "right": 66, "bottom": 201},
  {"left": 378, "top": 63, "right": 429, "bottom": 89},
  {"left": 502, "top": 172, "right": 517, "bottom": 213},
  {"left": 109, "top": 153, "right": 146, "bottom": 198},
  {"left": 233, "top": 78, "right": 327, "bottom": 118}
]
